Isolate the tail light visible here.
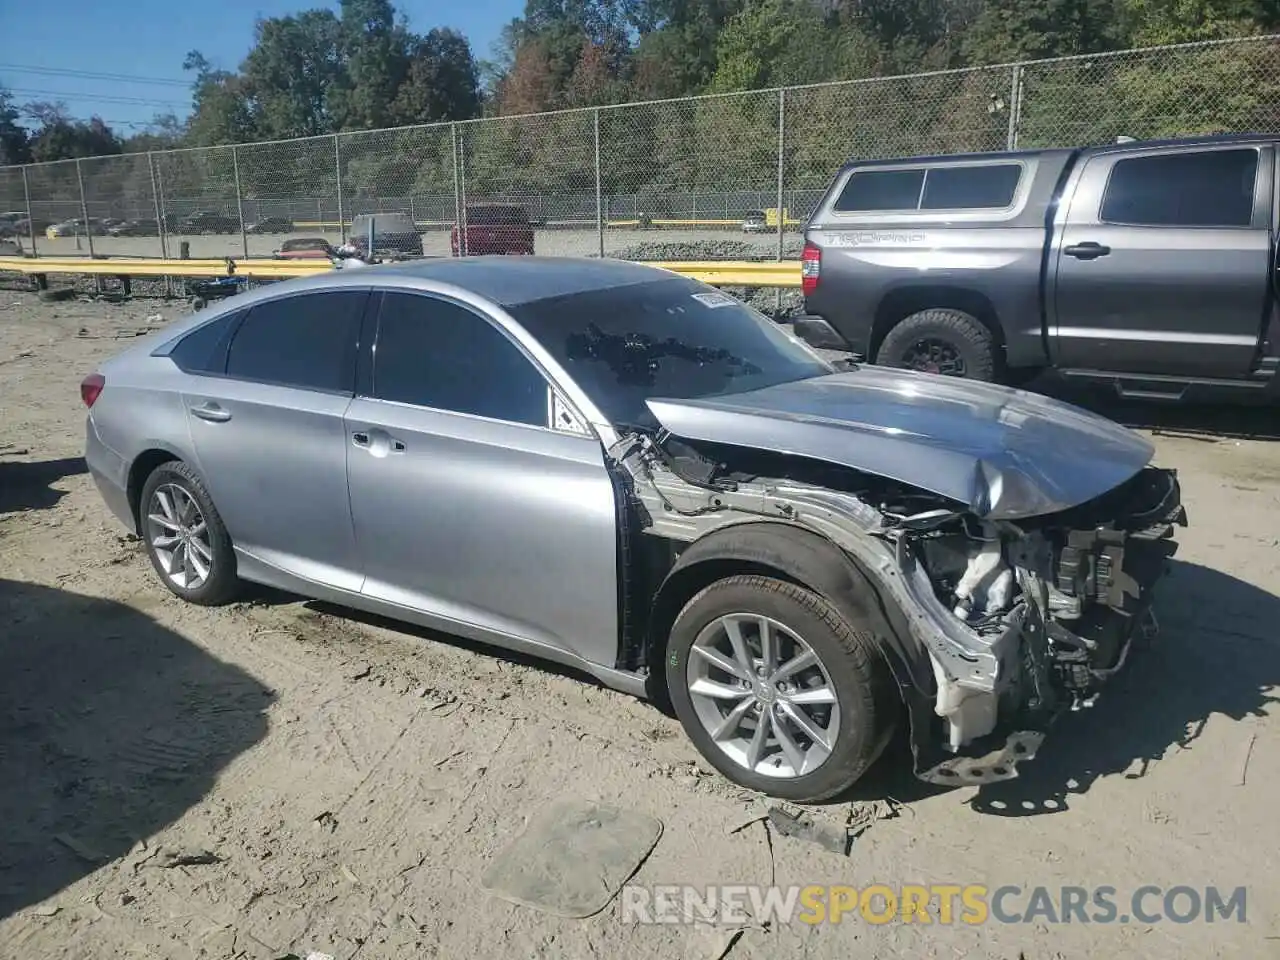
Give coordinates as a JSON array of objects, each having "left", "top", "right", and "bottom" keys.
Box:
[
  {"left": 80, "top": 373, "right": 105, "bottom": 408},
  {"left": 801, "top": 242, "right": 821, "bottom": 296}
]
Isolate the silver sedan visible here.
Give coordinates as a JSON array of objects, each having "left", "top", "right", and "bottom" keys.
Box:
[{"left": 83, "top": 257, "right": 1185, "bottom": 800}]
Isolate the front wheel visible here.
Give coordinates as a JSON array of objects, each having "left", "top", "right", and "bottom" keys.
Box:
[
  {"left": 876, "top": 308, "right": 997, "bottom": 381},
  {"left": 665, "top": 575, "right": 896, "bottom": 802}
]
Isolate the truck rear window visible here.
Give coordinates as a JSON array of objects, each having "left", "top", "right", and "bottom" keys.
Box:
[{"left": 834, "top": 163, "right": 1022, "bottom": 213}]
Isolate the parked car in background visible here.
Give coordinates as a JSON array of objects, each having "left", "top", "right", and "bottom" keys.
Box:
[
  {"left": 179, "top": 211, "right": 241, "bottom": 235},
  {"left": 81, "top": 256, "right": 1185, "bottom": 802},
  {"left": 741, "top": 209, "right": 769, "bottom": 233},
  {"left": 46, "top": 218, "right": 113, "bottom": 238},
  {"left": 247, "top": 217, "right": 295, "bottom": 234},
  {"left": 108, "top": 218, "right": 161, "bottom": 237},
  {"left": 348, "top": 212, "right": 423, "bottom": 258},
  {"left": 8, "top": 217, "right": 49, "bottom": 238},
  {"left": 451, "top": 203, "right": 535, "bottom": 256},
  {"left": 799, "top": 133, "right": 1280, "bottom": 403},
  {"left": 273, "top": 237, "right": 336, "bottom": 260}
]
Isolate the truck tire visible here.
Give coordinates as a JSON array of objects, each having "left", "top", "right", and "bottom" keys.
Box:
[{"left": 876, "top": 308, "right": 997, "bottom": 381}]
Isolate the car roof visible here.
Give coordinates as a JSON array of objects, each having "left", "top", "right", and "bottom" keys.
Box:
[
  {"left": 368, "top": 256, "right": 671, "bottom": 305},
  {"left": 222, "top": 256, "right": 673, "bottom": 310}
]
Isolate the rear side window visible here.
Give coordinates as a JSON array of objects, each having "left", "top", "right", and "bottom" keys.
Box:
[
  {"left": 370, "top": 292, "right": 547, "bottom": 426},
  {"left": 226, "top": 290, "right": 366, "bottom": 393},
  {"left": 169, "top": 310, "right": 240, "bottom": 374},
  {"left": 834, "top": 163, "right": 1022, "bottom": 212},
  {"left": 921, "top": 164, "right": 1021, "bottom": 209},
  {"left": 834, "top": 169, "right": 925, "bottom": 212},
  {"left": 1100, "top": 148, "right": 1258, "bottom": 228}
]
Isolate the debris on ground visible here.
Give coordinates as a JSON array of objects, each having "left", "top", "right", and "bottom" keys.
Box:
[
  {"left": 53, "top": 833, "right": 106, "bottom": 864},
  {"left": 687, "top": 924, "right": 745, "bottom": 960},
  {"left": 480, "top": 799, "right": 663, "bottom": 918},
  {"left": 312, "top": 811, "right": 339, "bottom": 834},
  {"left": 345, "top": 661, "right": 372, "bottom": 681},
  {"left": 147, "top": 845, "right": 222, "bottom": 868},
  {"left": 765, "top": 806, "right": 849, "bottom": 855},
  {"left": 764, "top": 799, "right": 903, "bottom": 856}
]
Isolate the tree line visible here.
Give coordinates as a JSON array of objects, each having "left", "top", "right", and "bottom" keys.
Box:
[{"left": 2, "top": 0, "right": 1280, "bottom": 168}]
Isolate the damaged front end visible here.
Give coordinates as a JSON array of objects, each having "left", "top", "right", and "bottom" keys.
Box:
[{"left": 609, "top": 428, "right": 1186, "bottom": 788}]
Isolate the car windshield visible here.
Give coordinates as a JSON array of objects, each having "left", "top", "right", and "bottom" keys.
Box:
[{"left": 511, "top": 277, "right": 831, "bottom": 428}]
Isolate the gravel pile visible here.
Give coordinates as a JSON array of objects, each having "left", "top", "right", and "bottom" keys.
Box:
[{"left": 608, "top": 238, "right": 805, "bottom": 262}]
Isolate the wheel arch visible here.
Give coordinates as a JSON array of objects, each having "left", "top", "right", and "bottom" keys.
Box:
[
  {"left": 126, "top": 445, "right": 186, "bottom": 535},
  {"left": 646, "top": 521, "right": 932, "bottom": 708}
]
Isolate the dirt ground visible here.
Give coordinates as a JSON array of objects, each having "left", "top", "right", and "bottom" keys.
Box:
[{"left": 1, "top": 288, "right": 1278, "bottom": 960}]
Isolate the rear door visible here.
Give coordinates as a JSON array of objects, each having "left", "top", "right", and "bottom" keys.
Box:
[
  {"left": 180, "top": 288, "right": 369, "bottom": 591},
  {"left": 344, "top": 290, "right": 619, "bottom": 666},
  {"left": 1051, "top": 143, "right": 1272, "bottom": 377}
]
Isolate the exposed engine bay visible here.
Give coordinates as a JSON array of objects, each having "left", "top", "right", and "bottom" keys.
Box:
[{"left": 608, "top": 429, "right": 1187, "bottom": 785}]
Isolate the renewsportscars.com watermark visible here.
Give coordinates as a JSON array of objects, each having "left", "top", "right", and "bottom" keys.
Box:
[{"left": 621, "top": 884, "right": 1247, "bottom": 926}]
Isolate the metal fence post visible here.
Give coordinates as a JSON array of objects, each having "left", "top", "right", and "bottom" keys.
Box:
[
  {"left": 456, "top": 124, "right": 469, "bottom": 257},
  {"left": 1006, "top": 64, "right": 1024, "bottom": 151},
  {"left": 232, "top": 145, "right": 249, "bottom": 258},
  {"left": 594, "top": 108, "right": 604, "bottom": 258},
  {"left": 776, "top": 89, "right": 786, "bottom": 263},
  {"left": 147, "top": 152, "right": 165, "bottom": 259},
  {"left": 333, "top": 134, "right": 345, "bottom": 243},
  {"left": 20, "top": 166, "right": 38, "bottom": 256},
  {"left": 451, "top": 123, "right": 463, "bottom": 257},
  {"left": 75, "top": 158, "right": 95, "bottom": 258}
]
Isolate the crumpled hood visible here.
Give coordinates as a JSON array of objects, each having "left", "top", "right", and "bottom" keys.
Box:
[{"left": 645, "top": 366, "right": 1154, "bottom": 520}]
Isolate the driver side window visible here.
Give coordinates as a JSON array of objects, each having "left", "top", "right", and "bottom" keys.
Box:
[{"left": 370, "top": 292, "right": 548, "bottom": 427}]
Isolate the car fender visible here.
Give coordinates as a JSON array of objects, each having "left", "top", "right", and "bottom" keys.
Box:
[{"left": 651, "top": 520, "right": 933, "bottom": 694}]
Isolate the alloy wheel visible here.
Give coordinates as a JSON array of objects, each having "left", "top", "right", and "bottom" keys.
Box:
[
  {"left": 686, "top": 613, "right": 841, "bottom": 779},
  {"left": 145, "top": 482, "right": 214, "bottom": 590},
  {"left": 902, "top": 337, "right": 967, "bottom": 376}
]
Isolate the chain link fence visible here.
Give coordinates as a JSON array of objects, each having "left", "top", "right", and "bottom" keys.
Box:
[{"left": 5, "top": 35, "right": 1280, "bottom": 261}]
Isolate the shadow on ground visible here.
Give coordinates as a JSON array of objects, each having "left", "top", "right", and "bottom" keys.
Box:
[
  {"left": 967, "top": 560, "right": 1279, "bottom": 816},
  {"left": 0, "top": 579, "right": 273, "bottom": 919},
  {"left": 0, "top": 456, "right": 87, "bottom": 514},
  {"left": 1030, "top": 376, "right": 1280, "bottom": 442}
]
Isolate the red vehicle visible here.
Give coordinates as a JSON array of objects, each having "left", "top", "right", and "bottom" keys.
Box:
[
  {"left": 450, "top": 203, "right": 535, "bottom": 256},
  {"left": 273, "top": 237, "right": 336, "bottom": 260}
]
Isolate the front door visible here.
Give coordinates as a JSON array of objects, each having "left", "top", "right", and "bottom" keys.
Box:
[
  {"left": 344, "top": 290, "right": 620, "bottom": 667},
  {"left": 1052, "top": 144, "right": 1271, "bottom": 378}
]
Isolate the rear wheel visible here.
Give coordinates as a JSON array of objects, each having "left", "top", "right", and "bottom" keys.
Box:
[
  {"left": 665, "top": 575, "right": 895, "bottom": 802},
  {"left": 140, "top": 461, "right": 240, "bottom": 605},
  {"left": 877, "top": 308, "right": 997, "bottom": 381}
]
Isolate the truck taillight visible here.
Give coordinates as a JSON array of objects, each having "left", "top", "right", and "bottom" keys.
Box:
[
  {"left": 801, "top": 242, "right": 821, "bottom": 296},
  {"left": 80, "top": 373, "right": 105, "bottom": 408}
]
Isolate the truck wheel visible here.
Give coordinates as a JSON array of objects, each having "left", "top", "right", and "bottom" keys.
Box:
[
  {"left": 665, "top": 574, "right": 895, "bottom": 802},
  {"left": 877, "top": 308, "right": 996, "bottom": 381}
]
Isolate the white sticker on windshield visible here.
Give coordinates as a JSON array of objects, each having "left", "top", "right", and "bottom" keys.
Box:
[{"left": 691, "top": 291, "right": 737, "bottom": 309}]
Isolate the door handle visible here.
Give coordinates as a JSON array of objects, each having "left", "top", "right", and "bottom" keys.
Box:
[
  {"left": 1064, "top": 242, "right": 1111, "bottom": 260},
  {"left": 190, "top": 403, "right": 231, "bottom": 423},
  {"left": 352, "top": 431, "right": 370, "bottom": 447}
]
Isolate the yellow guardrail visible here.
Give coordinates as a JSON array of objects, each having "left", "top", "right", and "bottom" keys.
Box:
[{"left": 0, "top": 255, "right": 801, "bottom": 287}]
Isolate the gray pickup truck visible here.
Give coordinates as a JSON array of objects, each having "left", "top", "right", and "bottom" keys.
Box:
[{"left": 799, "top": 133, "right": 1280, "bottom": 402}]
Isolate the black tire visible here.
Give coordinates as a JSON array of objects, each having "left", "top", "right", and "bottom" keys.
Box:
[
  {"left": 876, "top": 308, "right": 997, "bottom": 381},
  {"left": 139, "top": 460, "right": 240, "bottom": 606},
  {"left": 665, "top": 574, "right": 896, "bottom": 802}
]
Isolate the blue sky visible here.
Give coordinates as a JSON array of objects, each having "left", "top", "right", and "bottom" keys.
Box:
[{"left": 0, "top": 0, "right": 521, "bottom": 132}]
